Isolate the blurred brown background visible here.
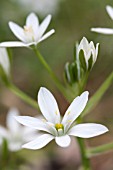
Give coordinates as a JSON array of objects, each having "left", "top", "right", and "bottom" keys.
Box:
[{"left": 0, "top": 0, "right": 113, "bottom": 169}]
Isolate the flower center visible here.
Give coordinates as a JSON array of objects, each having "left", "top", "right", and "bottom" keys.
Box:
[
  {"left": 55, "top": 123, "right": 64, "bottom": 130},
  {"left": 23, "top": 25, "right": 35, "bottom": 42},
  {"left": 24, "top": 26, "right": 34, "bottom": 33}
]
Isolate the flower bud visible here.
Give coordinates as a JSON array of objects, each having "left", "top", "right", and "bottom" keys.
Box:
[{"left": 77, "top": 37, "right": 99, "bottom": 71}]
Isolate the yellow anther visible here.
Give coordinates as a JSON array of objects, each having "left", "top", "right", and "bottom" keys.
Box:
[
  {"left": 67, "top": 111, "right": 71, "bottom": 115},
  {"left": 55, "top": 110, "right": 58, "bottom": 115},
  {"left": 55, "top": 123, "right": 64, "bottom": 130},
  {"left": 67, "top": 120, "right": 72, "bottom": 123},
  {"left": 24, "top": 25, "right": 33, "bottom": 33},
  {"left": 41, "top": 119, "right": 46, "bottom": 122}
]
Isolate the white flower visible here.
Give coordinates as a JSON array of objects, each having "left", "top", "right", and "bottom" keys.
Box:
[
  {"left": 15, "top": 87, "right": 108, "bottom": 150},
  {"left": 18, "top": 0, "right": 61, "bottom": 16},
  {"left": 91, "top": 5, "right": 113, "bottom": 34},
  {"left": 0, "top": 48, "right": 10, "bottom": 76},
  {"left": 77, "top": 37, "right": 99, "bottom": 69},
  {"left": 0, "top": 13, "right": 55, "bottom": 47},
  {"left": 0, "top": 108, "right": 37, "bottom": 152}
]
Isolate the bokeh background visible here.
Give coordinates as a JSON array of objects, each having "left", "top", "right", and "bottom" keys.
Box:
[{"left": 0, "top": 0, "right": 113, "bottom": 169}]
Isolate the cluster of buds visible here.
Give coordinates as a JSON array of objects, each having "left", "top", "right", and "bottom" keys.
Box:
[{"left": 65, "top": 37, "right": 99, "bottom": 88}]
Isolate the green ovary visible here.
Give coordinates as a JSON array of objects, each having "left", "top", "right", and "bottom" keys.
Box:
[{"left": 55, "top": 123, "right": 64, "bottom": 130}]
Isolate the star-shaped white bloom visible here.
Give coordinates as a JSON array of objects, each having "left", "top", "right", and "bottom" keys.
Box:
[
  {"left": 77, "top": 37, "right": 99, "bottom": 69},
  {"left": 15, "top": 87, "right": 108, "bottom": 150},
  {"left": 0, "top": 13, "right": 55, "bottom": 47},
  {"left": 0, "top": 108, "right": 37, "bottom": 152},
  {"left": 0, "top": 48, "right": 10, "bottom": 76},
  {"left": 91, "top": 5, "right": 113, "bottom": 34}
]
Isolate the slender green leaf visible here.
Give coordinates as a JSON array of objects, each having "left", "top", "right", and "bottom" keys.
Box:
[
  {"left": 87, "top": 142, "right": 113, "bottom": 157},
  {"left": 82, "top": 72, "right": 113, "bottom": 117},
  {"left": 0, "top": 65, "right": 9, "bottom": 85}
]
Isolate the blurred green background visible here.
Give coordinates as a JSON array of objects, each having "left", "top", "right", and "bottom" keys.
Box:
[{"left": 0, "top": 0, "right": 113, "bottom": 169}]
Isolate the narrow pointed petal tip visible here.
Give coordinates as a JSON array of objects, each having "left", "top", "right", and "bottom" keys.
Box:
[
  {"left": 61, "top": 90, "right": 89, "bottom": 129},
  {"left": 38, "top": 29, "right": 55, "bottom": 43},
  {"left": 82, "top": 91, "right": 89, "bottom": 97},
  {"left": 38, "top": 87, "right": 60, "bottom": 124},
  {"left": 28, "top": 12, "right": 37, "bottom": 18},
  {"left": 38, "top": 14, "right": 53, "bottom": 38},
  {"left": 0, "top": 41, "right": 27, "bottom": 47},
  {"left": 51, "top": 29, "right": 55, "bottom": 33},
  {"left": 44, "top": 14, "right": 52, "bottom": 25},
  {"left": 47, "top": 14, "right": 52, "bottom": 20},
  {"left": 82, "top": 36, "right": 88, "bottom": 42},
  {"left": 106, "top": 5, "right": 113, "bottom": 20},
  {"left": 91, "top": 28, "right": 113, "bottom": 34},
  {"left": 80, "top": 36, "right": 89, "bottom": 45},
  {"left": 26, "top": 12, "right": 39, "bottom": 31},
  {"left": 68, "top": 123, "right": 108, "bottom": 138}
]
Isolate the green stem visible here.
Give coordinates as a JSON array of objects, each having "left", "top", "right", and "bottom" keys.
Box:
[
  {"left": 7, "top": 83, "right": 39, "bottom": 110},
  {"left": 77, "top": 138, "right": 91, "bottom": 170},
  {"left": 1, "top": 139, "right": 9, "bottom": 169},
  {"left": 33, "top": 47, "right": 74, "bottom": 101},
  {"left": 78, "top": 72, "right": 89, "bottom": 94},
  {"left": 87, "top": 142, "right": 113, "bottom": 157}
]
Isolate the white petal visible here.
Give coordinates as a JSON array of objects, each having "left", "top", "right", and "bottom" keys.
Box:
[
  {"left": 55, "top": 135, "right": 71, "bottom": 147},
  {"left": 9, "top": 142, "right": 22, "bottom": 152},
  {"left": 91, "top": 28, "right": 113, "bottom": 34},
  {"left": 7, "top": 108, "right": 20, "bottom": 134},
  {"left": 26, "top": 12, "right": 39, "bottom": 28},
  {"left": 38, "top": 15, "right": 52, "bottom": 37},
  {"left": 95, "top": 43, "right": 99, "bottom": 63},
  {"left": 106, "top": 5, "right": 113, "bottom": 20},
  {"left": 68, "top": 123, "right": 108, "bottom": 138},
  {"left": 38, "top": 87, "right": 60, "bottom": 124},
  {"left": 62, "top": 91, "right": 89, "bottom": 130},
  {"left": 38, "top": 29, "right": 55, "bottom": 43},
  {"left": 26, "top": 12, "right": 39, "bottom": 39},
  {"left": 79, "top": 37, "right": 89, "bottom": 52},
  {"left": 0, "top": 41, "right": 28, "bottom": 47},
  {"left": 0, "top": 48, "right": 10, "bottom": 76},
  {"left": 23, "top": 127, "right": 41, "bottom": 142},
  {"left": 89, "top": 41, "right": 99, "bottom": 65},
  {"left": 78, "top": 37, "right": 91, "bottom": 67},
  {"left": 9, "top": 22, "right": 26, "bottom": 42},
  {"left": 22, "top": 134, "right": 54, "bottom": 150},
  {"left": 0, "top": 126, "right": 9, "bottom": 138},
  {"left": 79, "top": 37, "right": 89, "bottom": 48},
  {"left": 15, "top": 116, "right": 57, "bottom": 135}
]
